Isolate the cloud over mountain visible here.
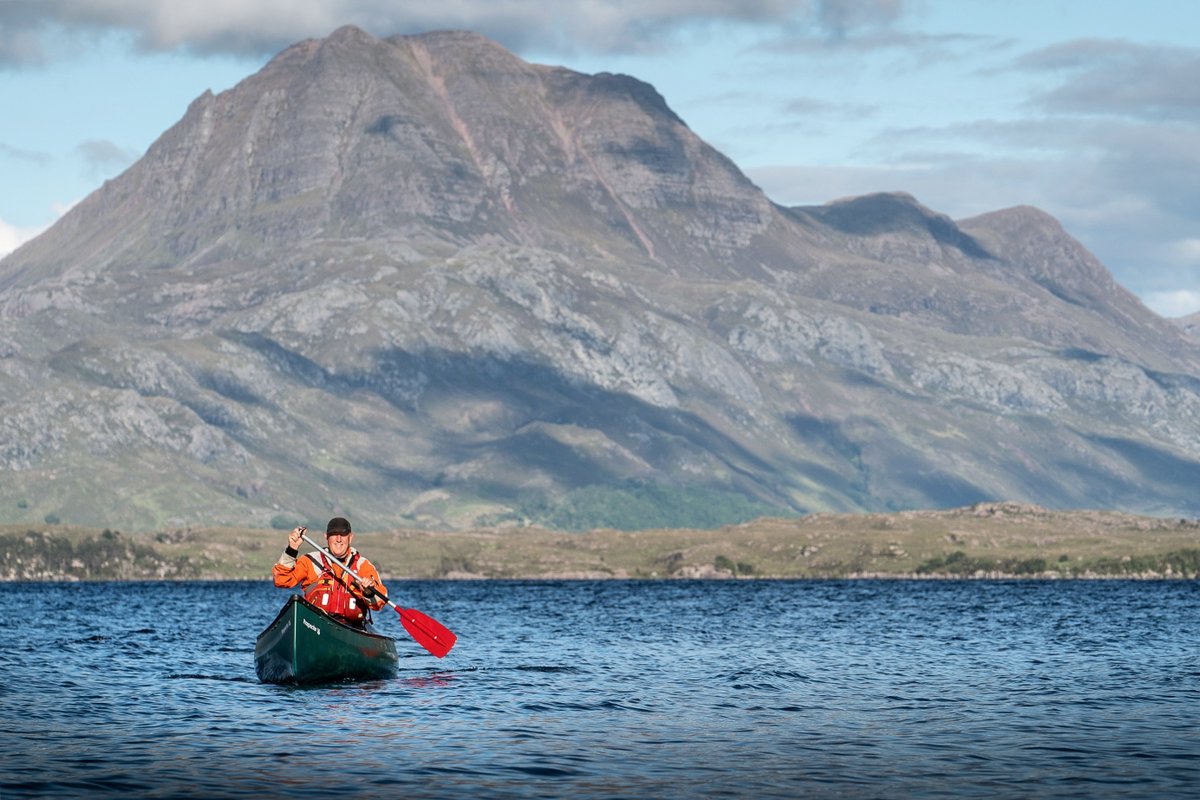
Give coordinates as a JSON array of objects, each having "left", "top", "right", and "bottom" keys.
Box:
[{"left": 0, "top": 0, "right": 909, "bottom": 66}]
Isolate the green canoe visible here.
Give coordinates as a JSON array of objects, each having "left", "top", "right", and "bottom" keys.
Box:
[{"left": 255, "top": 594, "right": 399, "bottom": 684}]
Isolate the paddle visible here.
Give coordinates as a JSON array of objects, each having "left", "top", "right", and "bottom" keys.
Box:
[{"left": 300, "top": 532, "right": 457, "bottom": 658}]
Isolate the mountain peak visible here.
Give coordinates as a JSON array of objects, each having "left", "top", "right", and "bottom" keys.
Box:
[
  {"left": 585, "top": 71, "right": 685, "bottom": 126},
  {"left": 3, "top": 25, "right": 774, "bottom": 286},
  {"left": 958, "top": 204, "right": 1116, "bottom": 292},
  {"left": 812, "top": 191, "right": 947, "bottom": 233},
  {"left": 790, "top": 191, "right": 991, "bottom": 260},
  {"left": 327, "top": 23, "right": 378, "bottom": 44},
  {"left": 959, "top": 204, "right": 1063, "bottom": 234}
]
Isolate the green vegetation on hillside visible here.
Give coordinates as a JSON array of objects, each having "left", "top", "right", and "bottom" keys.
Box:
[{"left": 915, "top": 548, "right": 1200, "bottom": 577}]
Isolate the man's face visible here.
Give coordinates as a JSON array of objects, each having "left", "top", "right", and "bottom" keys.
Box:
[{"left": 327, "top": 531, "right": 352, "bottom": 558}]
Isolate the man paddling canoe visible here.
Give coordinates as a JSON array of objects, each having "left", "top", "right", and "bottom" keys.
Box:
[{"left": 273, "top": 517, "right": 387, "bottom": 627}]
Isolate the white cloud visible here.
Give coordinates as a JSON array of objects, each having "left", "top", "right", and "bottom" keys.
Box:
[
  {"left": 0, "top": 0, "right": 910, "bottom": 64},
  {"left": 0, "top": 217, "right": 47, "bottom": 259},
  {"left": 76, "top": 139, "right": 139, "bottom": 177},
  {"left": 1167, "top": 238, "right": 1200, "bottom": 266},
  {"left": 1142, "top": 289, "right": 1200, "bottom": 319},
  {"left": 1016, "top": 39, "right": 1200, "bottom": 122}
]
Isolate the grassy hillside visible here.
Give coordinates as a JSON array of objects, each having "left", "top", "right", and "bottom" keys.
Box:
[{"left": 2, "top": 503, "right": 1199, "bottom": 581}]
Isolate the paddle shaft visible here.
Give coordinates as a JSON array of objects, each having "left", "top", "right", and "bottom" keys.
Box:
[{"left": 300, "top": 533, "right": 399, "bottom": 610}]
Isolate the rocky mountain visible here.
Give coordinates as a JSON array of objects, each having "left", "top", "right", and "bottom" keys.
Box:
[{"left": 4, "top": 25, "right": 1200, "bottom": 531}]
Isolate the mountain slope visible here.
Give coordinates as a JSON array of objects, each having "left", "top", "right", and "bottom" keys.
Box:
[{"left": 3, "top": 26, "right": 1200, "bottom": 531}]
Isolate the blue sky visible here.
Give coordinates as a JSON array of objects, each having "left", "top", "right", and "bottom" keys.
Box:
[{"left": 2, "top": 0, "right": 1199, "bottom": 316}]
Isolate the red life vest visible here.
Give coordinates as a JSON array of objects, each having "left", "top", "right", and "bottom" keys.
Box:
[{"left": 303, "top": 552, "right": 369, "bottom": 624}]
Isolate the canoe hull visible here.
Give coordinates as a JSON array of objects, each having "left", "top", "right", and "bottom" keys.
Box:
[{"left": 255, "top": 595, "right": 399, "bottom": 684}]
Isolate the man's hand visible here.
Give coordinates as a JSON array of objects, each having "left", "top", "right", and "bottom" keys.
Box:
[{"left": 288, "top": 526, "right": 306, "bottom": 550}]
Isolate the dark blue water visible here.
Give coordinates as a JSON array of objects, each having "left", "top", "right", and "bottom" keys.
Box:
[{"left": 2, "top": 580, "right": 1197, "bottom": 798}]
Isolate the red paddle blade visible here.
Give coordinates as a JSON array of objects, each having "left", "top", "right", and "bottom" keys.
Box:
[{"left": 397, "top": 606, "right": 457, "bottom": 658}]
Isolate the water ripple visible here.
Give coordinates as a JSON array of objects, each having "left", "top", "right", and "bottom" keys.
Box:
[{"left": 3, "top": 579, "right": 1198, "bottom": 798}]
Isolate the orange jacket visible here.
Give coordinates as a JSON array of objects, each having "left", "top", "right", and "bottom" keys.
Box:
[{"left": 273, "top": 548, "right": 388, "bottom": 618}]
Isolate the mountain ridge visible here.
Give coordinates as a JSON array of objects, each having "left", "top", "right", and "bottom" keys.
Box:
[{"left": 4, "top": 26, "right": 1200, "bottom": 531}]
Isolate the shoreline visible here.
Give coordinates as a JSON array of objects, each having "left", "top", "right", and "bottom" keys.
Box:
[
  {"left": 6, "top": 573, "right": 1198, "bottom": 583},
  {"left": 3, "top": 502, "right": 1199, "bottom": 582}
]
